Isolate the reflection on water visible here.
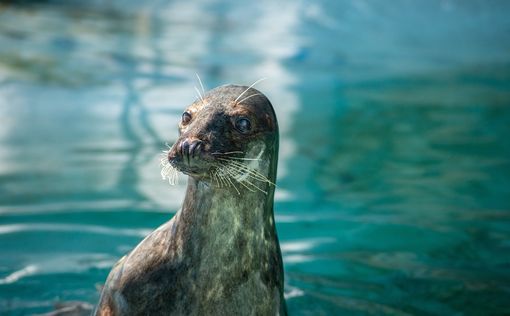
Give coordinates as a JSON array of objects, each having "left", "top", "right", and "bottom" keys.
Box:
[{"left": 1, "top": 1, "right": 510, "bottom": 315}]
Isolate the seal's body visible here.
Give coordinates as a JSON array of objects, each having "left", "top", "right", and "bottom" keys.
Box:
[{"left": 95, "top": 85, "right": 286, "bottom": 315}]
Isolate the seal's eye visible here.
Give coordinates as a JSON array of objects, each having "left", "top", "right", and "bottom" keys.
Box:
[
  {"left": 182, "top": 112, "right": 192, "bottom": 125},
  {"left": 235, "top": 117, "right": 251, "bottom": 134}
]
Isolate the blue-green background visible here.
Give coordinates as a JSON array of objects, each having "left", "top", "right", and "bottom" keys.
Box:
[{"left": 1, "top": 1, "right": 510, "bottom": 315}]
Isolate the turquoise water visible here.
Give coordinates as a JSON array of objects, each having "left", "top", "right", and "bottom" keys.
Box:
[{"left": 1, "top": 1, "right": 510, "bottom": 315}]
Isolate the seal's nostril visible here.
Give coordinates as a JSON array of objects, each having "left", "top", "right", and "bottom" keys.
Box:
[
  {"left": 190, "top": 140, "right": 203, "bottom": 159},
  {"left": 179, "top": 139, "right": 203, "bottom": 165},
  {"left": 181, "top": 140, "right": 190, "bottom": 165}
]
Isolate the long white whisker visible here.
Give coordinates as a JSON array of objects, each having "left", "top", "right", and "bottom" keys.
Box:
[
  {"left": 211, "top": 151, "right": 261, "bottom": 161},
  {"left": 215, "top": 172, "right": 222, "bottom": 187},
  {"left": 215, "top": 170, "right": 225, "bottom": 188},
  {"left": 211, "top": 151, "right": 244, "bottom": 155},
  {"left": 194, "top": 86, "right": 204, "bottom": 103},
  {"left": 221, "top": 158, "right": 270, "bottom": 181},
  {"left": 217, "top": 158, "right": 275, "bottom": 185},
  {"left": 221, "top": 157, "right": 261, "bottom": 161},
  {"left": 160, "top": 150, "right": 179, "bottom": 186},
  {"left": 220, "top": 174, "right": 229, "bottom": 188},
  {"left": 224, "top": 164, "right": 267, "bottom": 194},
  {"left": 234, "top": 78, "right": 267, "bottom": 103},
  {"left": 224, "top": 174, "right": 240, "bottom": 195},
  {"left": 216, "top": 167, "right": 230, "bottom": 188},
  {"left": 242, "top": 170, "right": 274, "bottom": 185},
  {"left": 238, "top": 93, "right": 262, "bottom": 105},
  {"left": 223, "top": 166, "right": 257, "bottom": 193},
  {"left": 240, "top": 178, "right": 267, "bottom": 194},
  {"left": 226, "top": 161, "right": 267, "bottom": 181},
  {"left": 196, "top": 73, "right": 205, "bottom": 95}
]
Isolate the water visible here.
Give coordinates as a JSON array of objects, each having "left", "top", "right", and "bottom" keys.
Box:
[{"left": 1, "top": 1, "right": 510, "bottom": 315}]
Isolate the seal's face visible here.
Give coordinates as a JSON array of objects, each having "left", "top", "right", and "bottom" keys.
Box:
[{"left": 165, "top": 85, "right": 278, "bottom": 190}]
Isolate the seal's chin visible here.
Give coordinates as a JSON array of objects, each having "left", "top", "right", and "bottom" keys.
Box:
[
  {"left": 176, "top": 165, "right": 207, "bottom": 177},
  {"left": 161, "top": 150, "right": 213, "bottom": 185},
  {"left": 169, "top": 158, "right": 212, "bottom": 179}
]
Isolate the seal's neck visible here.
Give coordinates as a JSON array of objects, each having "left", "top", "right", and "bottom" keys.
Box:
[
  {"left": 172, "top": 176, "right": 284, "bottom": 314},
  {"left": 178, "top": 177, "right": 278, "bottom": 266},
  {"left": 183, "top": 176, "right": 276, "bottom": 229}
]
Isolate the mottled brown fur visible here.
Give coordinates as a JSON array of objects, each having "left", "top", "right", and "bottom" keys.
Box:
[{"left": 95, "top": 85, "right": 286, "bottom": 315}]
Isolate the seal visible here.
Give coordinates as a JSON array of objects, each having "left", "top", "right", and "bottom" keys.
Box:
[{"left": 94, "top": 84, "right": 287, "bottom": 315}]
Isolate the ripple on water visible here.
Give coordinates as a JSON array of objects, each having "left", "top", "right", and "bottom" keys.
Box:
[{"left": 0, "top": 223, "right": 151, "bottom": 237}]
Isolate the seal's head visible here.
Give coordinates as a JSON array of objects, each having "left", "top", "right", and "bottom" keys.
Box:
[{"left": 163, "top": 84, "right": 278, "bottom": 193}]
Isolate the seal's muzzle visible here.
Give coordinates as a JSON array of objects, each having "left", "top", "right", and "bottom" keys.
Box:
[{"left": 168, "top": 137, "right": 209, "bottom": 176}]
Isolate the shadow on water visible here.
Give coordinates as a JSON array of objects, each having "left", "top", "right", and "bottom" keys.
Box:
[{"left": 1, "top": 1, "right": 510, "bottom": 315}]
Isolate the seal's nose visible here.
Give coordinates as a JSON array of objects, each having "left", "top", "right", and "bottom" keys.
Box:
[{"left": 180, "top": 139, "right": 203, "bottom": 165}]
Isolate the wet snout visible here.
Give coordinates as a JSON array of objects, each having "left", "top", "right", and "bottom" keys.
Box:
[
  {"left": 167, "top": 137, "right": 208, "bottom": 174},
  {"left": 180, "top": 138, "right": 203, "bottom": 164}
]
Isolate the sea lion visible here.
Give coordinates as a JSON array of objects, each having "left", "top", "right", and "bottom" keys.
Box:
[{"left": 94, "top": 84, "right": 287, "bottom": 315}]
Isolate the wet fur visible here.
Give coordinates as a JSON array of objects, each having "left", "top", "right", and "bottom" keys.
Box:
[{"left": 95, "top": 85, "right": 286, "bottom": 315}]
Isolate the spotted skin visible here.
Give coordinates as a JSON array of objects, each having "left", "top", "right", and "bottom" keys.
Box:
[{"left": 95, "top": 85, "right": 286, "bottom": 315}]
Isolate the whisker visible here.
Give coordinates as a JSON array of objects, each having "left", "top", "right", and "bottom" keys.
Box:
[
  {"left": 214, "top": 172, "right": 221, "bottom": 187},
  {"left": 196, "top": 73, "right": 205, "bottom": 95},
  {"left": 223, "top": 161, "right": 267, "bottom": 181},
  {"left": 219, "top": 174, "right": 229, "bottom": 188},
  {"left": 239, "top": 178, "right": 267, "bottom": 194},
  {"left": 216, "top": 167, "right": 230, "bottom": 188},
  {"left": 237, "top": 93, "right": 262, "bottom": 105},
  {"left": 225, "top": 174, "right": 240, "bottom": 195},
  {"left": 212, "top": 151, "right": 263, "bottom": 161},
  {"left": 212, "top": 155, "right": 274, "bottom": 194},
  {"left": 219, "top": 158, "right": 268, "bottom": 180},
  {"left": 160, "top": 150, "right": 179, "bottom": 186},
  {"left": 223, "top": 166, "right": 257, "bottom": 193},
  {"left": 234, "top": 78, "right": 267, "bottom": 103},
  {"left": 219, "top": 156, "right": 261, "bottom": 161},
  {"left": 241, "top": 169, "right": 274, "bottom": 185},
  {"left": 224, "top": 164, "right": 268, "bottom": 194},
  {"left": 214, "top": 170, "right": 223, "bottom": 188},
  {"left": 211, "top": 151, "right": 244, "bottom": 155},
  {"left": 238, "top": 181, "right": 257, "bottom": 193},
  {"left": 194, "top": 86, "right": 204, "bottom": 103},
  {"left": 217, "top": 158, "right": 275, "bottom": 185}
]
